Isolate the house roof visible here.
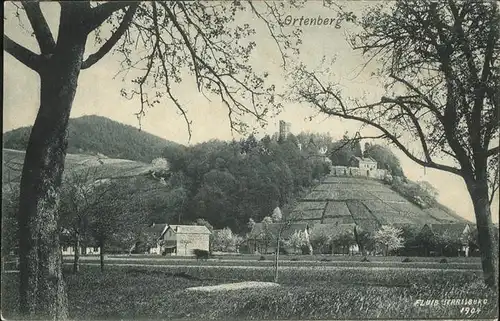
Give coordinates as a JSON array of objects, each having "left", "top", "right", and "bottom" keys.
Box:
[
  {"left": 248, "top": 222, "right": 309, "bottom": 240},
  {"left": 149, "top": 223, "right": 169, "bottom": 235},
  {"left": 166, "top": 225, "right": 211, "bottom": 235},
  {"left": 351, "top": 156, "right": 377, "bottom": 164},
  {"left": 427, "top": 223, "right": 469, "bottom": 239}
]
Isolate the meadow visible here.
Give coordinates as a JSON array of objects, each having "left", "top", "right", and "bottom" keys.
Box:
[
  {"left": 69, "top": 254, "right": 482, "bottom": 271},
  {"left": 2, "top": 259, "right": 498, "bottom": 320}
]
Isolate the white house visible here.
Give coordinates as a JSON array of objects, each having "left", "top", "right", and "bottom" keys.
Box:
[
  {"left": 60, "top": 228, "right": 101, "bottom": 256},
  {"left": 61, "top": 245, "right": 100, "bottom": 256},
  {"left": 162, "top": 225, "right": 211, "bottom": 256},
  {"left": 350, "top": 156, "right": 378, "bottom": 171}
]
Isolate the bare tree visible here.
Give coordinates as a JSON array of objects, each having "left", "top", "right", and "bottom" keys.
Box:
[
  {"left": 3, "top": 1, "right": 309, "bottom": 317},
  {"left": 87, "top": 179, "right": 149, "bottom": 272},
  {"left": 178, "top": 238, "right": 192, "bottom": 256},
  {"left": 268, "top": 204, "right": 310, "bottom": 283},
  {"left": 59, "top": 167, "right": 114, "bottom": 274},
  {"left": 293, "top": 0, "right": 499, "bottom": 289}
]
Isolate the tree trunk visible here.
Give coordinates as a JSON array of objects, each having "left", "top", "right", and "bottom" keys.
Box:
[
  {"left": 73, "top": 231, "right": 80, "bottom": 274},
  {"left": 274, "top": 237, "right": 280, "bottom": 283},
  {"left": 100, "top": 239, "right": 105, "bottom": 272},
  {"left": 465, "top": 177, "right": 499, "bottom": 289},
  {"left": 17, "top": 14, "right": 87, "bottom": 317}
]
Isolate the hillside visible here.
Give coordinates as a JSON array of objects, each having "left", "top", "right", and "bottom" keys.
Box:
[
  {"left": 2, "top": 148, "right": 174, "bottom": 224},
  {"left": 291, "top": 175, "right": 467, "bottom": 231},
  {"left": 2, "top": 115, "right": 180, "bottom": 162},
  {"left": 2, "top": 149, "right": 161, "bottom": 184}
]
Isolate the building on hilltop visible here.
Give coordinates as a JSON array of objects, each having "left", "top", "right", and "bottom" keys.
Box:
[
  {"left": 349, "top": 156, "right": 378, "bottom": 171},
  {"left": 278, "top": 120, "right": 291, "bottom": 141}
]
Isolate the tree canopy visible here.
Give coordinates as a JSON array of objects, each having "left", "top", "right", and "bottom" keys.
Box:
[{"left": 161, "top": 133, "right": 332, "bottom": 233}]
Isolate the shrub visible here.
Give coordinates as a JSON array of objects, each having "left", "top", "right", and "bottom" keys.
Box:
[
  {"left": 361, "top": 257, "right": 370, "bottom": 262},
  {"left": 290, "top": 257, "right": 299, "bottom": 261},
  {"left": 402, "top": 257, "right": 412, "bottom": 262},
  {"left": 300, "top": 245, "right": 312, "bottom": 255},
  {"left": 193, "top": 249, "right": 210, "bottom": 260},
  {"left": 440, "top": 258, "right": 448, "bottom": 263},
  {"left": 259, "top": 255, "right": 266, "bottom": 261}
]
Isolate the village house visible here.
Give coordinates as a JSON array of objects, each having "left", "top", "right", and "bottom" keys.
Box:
[
  {"left": 156, "top": 225, "right": 211, "bottom": 256},
  {"left": 424, "top": 223, "right": 471, "bottom": 257},
  {"left": 60, "top": 229, "right": 101, "bottom": 256},
  {"left": 61, "top": 245, "right": 101, "bottom": 256},
  {"left": 146, "top": 223, "right": 169, "bottom": 254},
  {"left": 247, "top": 222, "right": 313, "bottom": 254},
  {"left": 350, "top": 156, "right": 378, "bottom": 171}
]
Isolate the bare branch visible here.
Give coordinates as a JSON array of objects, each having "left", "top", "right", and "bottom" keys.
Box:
[
  {"left": 21, "top": 1, "right": 56, "bottom": 54},
  {"left": 247, "top": 1, "right": 287, "bottom": 68},
  {"left": 81, "top": 4, "right": 138, "bottom": 69},
  {"left": 380, "top": 96, "right": 432, "bottom": 163},
  {"left": 389, "top": 74, "right": 443, "bottom": 122},
  {"left": 487, "top": 146, "right": 499, "bottom": 158},
  {"left": 86, "top": 1, "right": 136, "bottom": 33},
  {"left": 489, "top": 169, "right": 499, "bottom": 206},
  {"left": 3, "top": 35, "right": 43, "bottom": 72},
  {"left": 161, "top": 2, "right": 201, "bottom": 91},
  {"left": 152, "top": 2, "right": 192, "bottom": 141}
]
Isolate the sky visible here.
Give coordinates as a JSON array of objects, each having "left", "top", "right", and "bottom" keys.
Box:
[{"left": 3, "top": 1, "right": 499, "bottom": 223}]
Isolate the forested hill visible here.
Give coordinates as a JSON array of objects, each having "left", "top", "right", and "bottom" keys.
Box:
[{"left": 3, "top": 115, "right": 180, "bottom": 162}]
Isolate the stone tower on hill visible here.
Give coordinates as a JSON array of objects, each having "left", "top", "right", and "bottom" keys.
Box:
[{"left": 279, "top": 120, "right": 291, "bottom": 141}]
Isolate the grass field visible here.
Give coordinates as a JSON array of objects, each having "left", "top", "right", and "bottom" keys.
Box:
[
  {"left": 65, "top": 255, "right": 482, "bottom": 271},
  {"left": 107, "top": 253, "right": 482, "bottom": 263},
  {"left": 2, "top": 258, "right": 498, "bottom": 320}
]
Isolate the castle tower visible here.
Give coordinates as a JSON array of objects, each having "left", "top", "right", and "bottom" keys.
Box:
[
  {"left": 279, "top": 120, "right": 291, "bottom": 141},
  {"left": 363, "top": 142, "right": 371, "bottom": 157}
]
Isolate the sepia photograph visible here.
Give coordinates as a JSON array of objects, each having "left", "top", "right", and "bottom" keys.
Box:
[{"left": 2, "top": 1, "right": 499, "bottom": 320}]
